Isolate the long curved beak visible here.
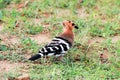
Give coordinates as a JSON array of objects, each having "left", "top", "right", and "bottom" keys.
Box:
[{"left": 75, "top": 26, "right": 79, "bottom": 29}]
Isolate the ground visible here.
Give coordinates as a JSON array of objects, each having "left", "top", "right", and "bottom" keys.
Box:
[{"left": 0, "top": 0, "right": 120, "bottom": 80}]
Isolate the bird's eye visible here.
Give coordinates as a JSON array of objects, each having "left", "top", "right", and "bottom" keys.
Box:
[
  {"left": 72, "top": 23, "right": 75, "bottom": 26},
  {"left": 67, "top": 20, "right": 71, "bottom": 23}
]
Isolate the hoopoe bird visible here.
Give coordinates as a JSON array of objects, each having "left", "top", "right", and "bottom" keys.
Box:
[{"left": 28, "top": 20, "right": 79, "bottom": 61}]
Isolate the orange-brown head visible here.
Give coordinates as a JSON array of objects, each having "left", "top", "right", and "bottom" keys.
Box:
[
  {"left": 62, "top": 20, "right": 78, "bottom": 31},
  {"left": 60, "top": 20, "right": 78, "bottom": 45}
]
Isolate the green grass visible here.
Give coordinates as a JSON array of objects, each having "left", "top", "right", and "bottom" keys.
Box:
[{"left": 0, "top": 0, "right": 120, "bottom": 80}]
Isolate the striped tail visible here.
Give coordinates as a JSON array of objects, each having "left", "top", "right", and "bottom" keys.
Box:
[{"left": 28, "top": 54, "right": 41, "bottom": 61}]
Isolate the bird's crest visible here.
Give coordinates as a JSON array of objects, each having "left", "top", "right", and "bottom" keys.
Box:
[{"left": 62, "top": 20, "right": 79, "bottom": 30}]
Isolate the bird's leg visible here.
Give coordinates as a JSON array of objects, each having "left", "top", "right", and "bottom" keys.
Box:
[
  {"left": 41, "top": 55, "right": 49, "bottom": 63},
  {"left": 46, "top": 56, "right": 50, "bottom": 59},
  {"left": 58, "top": 55, "right": 66, "bottom": 63},
  {"left": 44, "top": 56, "right": 51, "bottom": 63},
  {"left": 53, "top": 55, "right": 65, "bottom": 63},
  {"left": 58, "top": 55, "right": 64, "bottom": 61}
]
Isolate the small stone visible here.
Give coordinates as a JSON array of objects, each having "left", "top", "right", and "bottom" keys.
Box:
[{"left": 15, "top": 74, "right": 30, "bottom": 80}]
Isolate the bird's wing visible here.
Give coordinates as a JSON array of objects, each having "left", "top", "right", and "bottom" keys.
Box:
[{"left": 39, "top": 37, "right": 72, "bottom": 56}]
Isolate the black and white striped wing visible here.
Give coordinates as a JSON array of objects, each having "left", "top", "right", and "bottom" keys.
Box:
[{"left": 38, "top": 37, "right": 72, "bottom": 57}]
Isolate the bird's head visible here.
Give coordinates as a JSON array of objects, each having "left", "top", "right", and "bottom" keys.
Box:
[{"left": 62, "top": 20, "right": 79, "bottom": 31}]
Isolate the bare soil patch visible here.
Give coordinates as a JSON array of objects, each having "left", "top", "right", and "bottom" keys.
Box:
[
  {"left": 0, "top": 60, "right": 31, "bottom": 80},
  {"left": 56, "top": 9, "right": 71, "bottom": 17},
  {"left": 0, "top": 35, "right": 20, "bottom": 45},
  {"left": 77, "top": 9, "right": 89, "bottom": 18},
  {"left": 111, "top": 36, "right": 120, "bottom": 43},
  {"left": 0, "top": 24, "right": 3, "bottom": 31},
  {"left": 30, "top": 33, "right": 51, "bottom": 44},
  {"left": 0, "top": 33, "right": 51, "bottom": 45},
  {"left": 0, "top": 32, "right": 51, "bottom": 74},
  {"left": 88, "top": 36, "right": 120, "bottom": 44},
  {"left": 0, "top": 60, "right": 25, "bottom": 73}
]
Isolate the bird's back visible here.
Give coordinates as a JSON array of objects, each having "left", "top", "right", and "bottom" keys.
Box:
[{"left": 39, "top": 36, "right": 72, "bottom": 57}]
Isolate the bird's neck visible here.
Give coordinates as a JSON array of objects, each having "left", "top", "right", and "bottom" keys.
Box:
[
  {"left": 60, "top": 29, "right": 74, "bottom": 45},
  {"left": 63, "top": 29, "right": 74, "bottom": 36}
]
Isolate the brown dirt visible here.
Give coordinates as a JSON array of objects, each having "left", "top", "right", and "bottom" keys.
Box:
[
  {"left": 88, "top": 36, "right": 120, "bottom": 44},
  {"left": 32, "top": 18, "right": 50, "bottom": 27},
  {"left": 0, "top": 60, "right": 31, "bottom": 79},
  {"left": 56, "top": 9, "right": 71, "bottom": 17},
  {"left": 88, "top": 37, "right": 105, "bottom": 45},
  {"left": 111, "top": 36, "right": 120, "bottom": 43},
  {"left": 56, "top": 8, "right": 89, "bottom": 19},
  {"left": 5, "top": 36, "right": 20, "bottom": 44},
  {"left": 0, "top": 33, "right": 51, "bottom": 45},
  {"left": 0, "top": 24, "right": 3, "bottom": 31},
  {"left": 33, "top": 18, "right": 42, "bottom": 25},
  {"left": 30, "top": 33, "right": 51, "bottom": 44},
  {"left": 77, "top": 9, "right": 89, "bottom": 19},
  {"left": 0, "top": 35, "right": 20, "bottom": 45},
  {"left": 0, "top": 31, "right": 51, "bottom": 74},
  {"left": 0, "top": 60, "right": 25, "bottom": 73}
]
